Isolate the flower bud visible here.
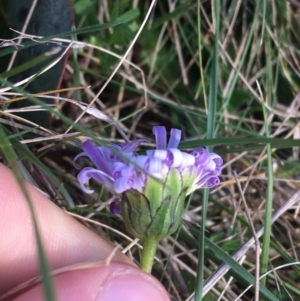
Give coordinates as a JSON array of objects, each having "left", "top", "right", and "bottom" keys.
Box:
[{"left": 121, "top": 168, "right": 189, "bottom": 240}]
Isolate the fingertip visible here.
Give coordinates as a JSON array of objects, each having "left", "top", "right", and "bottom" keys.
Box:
[
  {"left": 11, "top": 263, "right": 170, "bottom": 301},
  {"left": 96, "top": 263, "right": 170, "bottom": 301}
]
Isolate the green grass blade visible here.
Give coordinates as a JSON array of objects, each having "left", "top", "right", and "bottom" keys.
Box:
[
  {"left": 260, "top": 12, "right": 274, "bottom": 284},
  {"left": 195, "top": 1, "right": 220, "bottom": 300},
  {"left": 0, "top": 14, "right": 139, "bottom": 58},
  {"left": 180, "top": 137, "right": 300, "bottom": 149},
  {"left": 0, "top": 52, "right": 50, "bottom": 78}
]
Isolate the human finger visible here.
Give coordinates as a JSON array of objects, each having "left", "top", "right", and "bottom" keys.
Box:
[{"left": 0, "top": 164, "right": 133, "bottom": 294}]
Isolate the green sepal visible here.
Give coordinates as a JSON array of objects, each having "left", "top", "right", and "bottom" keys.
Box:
[
  {"left": 170, "top": 189, "right": 187, "bottom": 229},
  {"left": 122, "top": 189, "right": 152, "bottom": 238},
  {"left": 146, "top": 189, "right": 186, "bottom": 240},
  {"left": 121, "top": 170, "right": 188, "bottom": 241},
  {"left": 146, "top": 195, "right": 172, "bottom": 239},
  {"left": 143, "top": 175, "right": 164, "bottom": 216}
]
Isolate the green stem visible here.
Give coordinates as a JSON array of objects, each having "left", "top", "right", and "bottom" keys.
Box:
[{"left": 140, "top": 237, "right": 159, "bottom": 273}]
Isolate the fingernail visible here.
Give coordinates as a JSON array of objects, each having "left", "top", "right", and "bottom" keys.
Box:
[{"left": 97, "top": 269, "right": 169, "bottom": 301}]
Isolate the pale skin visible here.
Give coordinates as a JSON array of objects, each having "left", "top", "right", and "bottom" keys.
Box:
[{"left": 0, "top": 164, "right": 170, "bottom": 301}]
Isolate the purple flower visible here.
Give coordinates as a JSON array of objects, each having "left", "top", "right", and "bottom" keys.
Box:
[
  {"left": 74, "top": 126, "right": 222, "bottom": 197},
  {"left": 74, "top": 138, "right": 148, "bottom": 194}
]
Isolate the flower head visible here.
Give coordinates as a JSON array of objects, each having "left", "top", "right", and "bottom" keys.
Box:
[
  {"left": 75, "top": 126, "right": 222, "bottom": 195},
  {"left": 74, "top": 126, "right": 222, "bottom": 240}
]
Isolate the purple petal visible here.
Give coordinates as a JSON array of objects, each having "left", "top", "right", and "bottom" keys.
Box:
[
  {"left": 132, "top": 155, "right": 150, "bottom": 168},
  {"left": 121, "top": 152, "right": 137, "bottom": 164},
  {"left": 77, "top": 167, "right": 114, "bottom": 194},
  {"left": 121, "top": 138, "right": 149, "bottom": 152},
  {"left": 131, "top": 156, "right": 163, "bottom": 174},
  {"left": 98, "top": 145, "right": 131, "bottom": 163},
  {"left": 109, "top": 199, "right": 122, "bottom": 214},
  {"left": 132, "top": 176, "right": 145, "bottom": 190},
  {"left": 165, "top": 149, "right": 182, "bottom": 167},
  {"left": 205, "top": 176, "right": 220, "bottom": 188},
  {"left": 180, "top": 152, "right": 195, "bottom": 168},
  {"left": 212, "top": 166, "right": 222, "bottom": 175},
  {"left": 121, "top": 166, "right": 136, "bottom": 178},
  {"left": 203, "top": 159, "right": 216, "bottom": 171},
  {"left": 167, "top": 128, "right": 181, "bottom": 148},
  {"left": 196, "top": 174, "right": 220, "bottom": 188},
  {"left": 82, "top": 140, "right": 111, "bottom": 174},
  {"left": 210, "top": 153, "right": 223, "bottom": 166},
  {"left": 113, "top": 177, "right": 133, "bottom": 193},
  {"left": 194, "top": 168, "right": 211, "bottom": 183},
  {"left": 112, "top": 162, "right": 127, "bottom": 179},
  {"left": 147, "top": 157, "right": 163, "bottom": 173},
  {"left": 151, "top": 149, "right": 168, "bottom": 161},
  {"left": 192, "top": 147, "right": 211, "bottom": 167},
  {"left": 153, "top": 126, "right": 167, "bottom": 149},
  {"left": 146, "top": 149, "right": 154, "bottom": 157},
  {"left": 73, "top": 152, "right": 86, "bottom": 169}
]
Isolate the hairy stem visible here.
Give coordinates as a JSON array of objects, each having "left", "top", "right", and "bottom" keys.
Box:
[{"left": 140, "top": 237, "right": 159, "bottom": 273}]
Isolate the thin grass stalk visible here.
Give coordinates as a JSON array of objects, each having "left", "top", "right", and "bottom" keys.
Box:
[
  {"left": 260, "top": 9, "right": 274, "bottom": 285},
  {"left": 71, "top": 29, "right": 82, "bottom": 102},
  {"left": 194, "top": 0, "right": 220, "bottom": 300},
  {"left": 196, "top": 0, "right": 207, "bottom": 111}
]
